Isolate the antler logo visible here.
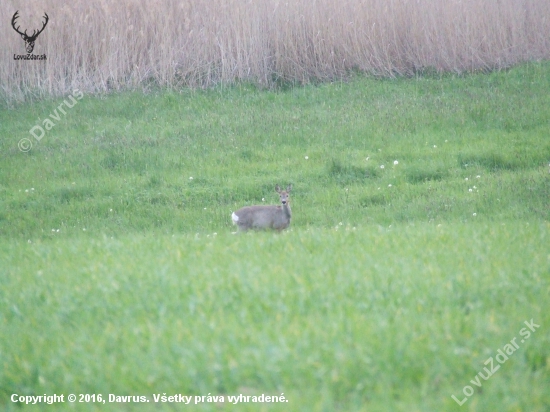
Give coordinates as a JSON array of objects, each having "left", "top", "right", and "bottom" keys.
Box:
[{"left": 11, "top": 11, "right": 49, "bottom": 54}]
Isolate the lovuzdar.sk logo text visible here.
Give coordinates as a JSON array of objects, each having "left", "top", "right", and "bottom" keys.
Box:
[{"left": 12, "top": 10, "right": 48, "bottom": 60}]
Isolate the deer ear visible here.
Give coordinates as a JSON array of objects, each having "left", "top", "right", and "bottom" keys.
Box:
[
  {"left": 275, "top": 185, "right": 281, "bottom": 193},
  {"left": 286, "top": 184, "right": 292, "bottom": 192}
]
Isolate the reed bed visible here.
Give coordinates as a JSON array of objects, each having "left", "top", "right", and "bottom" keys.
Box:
[{"left": 2, "top": 0, "right": 550, "bottom": 105}]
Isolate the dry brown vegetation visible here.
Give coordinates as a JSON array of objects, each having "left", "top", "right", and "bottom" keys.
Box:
[{"left": 2, "top": 0, "right": 550, "bottom": 104}]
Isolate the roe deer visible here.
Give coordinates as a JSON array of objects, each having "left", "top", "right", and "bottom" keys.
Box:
[{"left": 231, "top": 184, "right": 292, "bottom": 231}]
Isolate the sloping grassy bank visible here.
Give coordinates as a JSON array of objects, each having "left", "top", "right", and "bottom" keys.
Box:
[{"left": 1, "top": 62, "right": 549, "bottom": 411}]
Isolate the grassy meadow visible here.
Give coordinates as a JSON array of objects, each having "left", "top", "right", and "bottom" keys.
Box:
[{"left": 1, "top": 62, "right": 550, "bottom": 411}]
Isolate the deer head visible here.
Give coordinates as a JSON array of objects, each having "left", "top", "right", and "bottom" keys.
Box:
[{"left": 11, "top": 11, "right": 49, "bottom": 54}]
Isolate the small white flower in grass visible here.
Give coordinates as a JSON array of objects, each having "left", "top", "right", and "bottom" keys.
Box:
[
  {"left": 476, "top": 175, "right": 481, "bottom": 179},
  {"left": 388, "top": 184, "right": 392, "bottom": 187},
  {"left": 473, "top": 186, "right": 477, "bottom": 189},
  {"left": 109, "top": 208, "right": 113, "bottom": 212},
  {"left": 465, "top": 177, "right": 468, "bottom": 181},
  {"left": 31, "top": 188, "right": 34, "bottom": 191},
  {"left": 339, "top": 222, "right": 343, "bottom": 226},
  {"left": 262, "top": 198, "right": 265, "bottom": 202},
  {"left": 25, "top": 189, "right": 29, "bottom": 193},
  {"left": 380, "top": 165, "right": 385, "bottom": 169},
  {"left": 445, "top": 139, "right": 448, "bottom": 142},
  {"left": 469, "top": 188, "right": 473, "bottom": 192},
  {"left": 366, "top": 156, "right": 370, "bottom": 161},
  {"left": 83, "top": 228, "right": 86, "bottom": 231},
  {"left": 433, "top": 145, "right": 437, "bottom": 148},
  {"left": 56, "top": 229, "right": 60, "bottom": 233},
  {"left": 305, "top": 155, "right": 309, "bottom": 160},
  {"left": 203, "top": 207, "right": 207, "bottom": 210},
  {"left": 473, "top": 213, "right": 477, "bottom": 216},
  {"left": 189, "top": 176, "right": 193, "bottom": 180},
  {"left": 393, "top": 160, "right": 398, "bottom": 165}
]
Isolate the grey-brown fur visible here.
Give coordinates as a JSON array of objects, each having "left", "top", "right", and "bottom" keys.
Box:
[{"left": 231, "top": 184, "right": 292, "bottom": 231}]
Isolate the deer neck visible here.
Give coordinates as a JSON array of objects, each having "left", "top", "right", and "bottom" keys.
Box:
[{"left": 282, "top": 203, "right": 291, "bottom": 219}]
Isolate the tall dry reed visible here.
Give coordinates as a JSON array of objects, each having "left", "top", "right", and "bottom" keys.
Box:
[{"left": 2, "top": 0, "right": 550, "bottom": 105}]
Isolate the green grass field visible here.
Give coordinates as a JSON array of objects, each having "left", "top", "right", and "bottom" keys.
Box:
[{"left": 1, "top": 62, "right": 549, "bottom": 411}]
